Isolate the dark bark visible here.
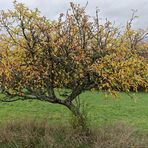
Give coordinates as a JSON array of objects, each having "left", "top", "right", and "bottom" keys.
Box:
[{"left": 64, "top": 100, "right": 89, "bottom": 132}]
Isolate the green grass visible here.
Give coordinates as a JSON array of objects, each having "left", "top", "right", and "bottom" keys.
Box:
[{"left": 0, "top": 91, "right": 148, "bottom": 132}]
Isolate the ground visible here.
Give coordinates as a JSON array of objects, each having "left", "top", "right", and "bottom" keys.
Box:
[{"left": 0, "top": 91, "right": 148, "bottom": 132}]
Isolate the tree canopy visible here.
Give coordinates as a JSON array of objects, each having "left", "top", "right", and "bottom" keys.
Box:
[{"left": 0, "top": 2, "right": 147, "bottom": 115}]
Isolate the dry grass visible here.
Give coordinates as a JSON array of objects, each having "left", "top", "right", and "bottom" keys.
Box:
[
  {"left": 93, "top": 122, "right": 148, "bottom": 148},
  {"left": 0, "top": 120, "right": 147, "bottom": 148}
]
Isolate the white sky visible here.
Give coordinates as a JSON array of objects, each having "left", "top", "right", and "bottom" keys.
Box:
[{"left": 0, "top": 0, "right": 148, "bottom": 29}]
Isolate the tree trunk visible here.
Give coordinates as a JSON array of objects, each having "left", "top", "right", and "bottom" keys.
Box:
[{"left": 64, "top": 101, "right": 89, "bottom": 133}]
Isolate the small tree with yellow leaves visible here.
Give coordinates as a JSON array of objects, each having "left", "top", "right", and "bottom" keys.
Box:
[{"left": 0, "top": 2, "right": 147, "bottom": 123}]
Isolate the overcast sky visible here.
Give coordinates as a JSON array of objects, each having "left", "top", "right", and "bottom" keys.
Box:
[{"left": 0, "top": 0, "right": 148, "bottom": 29}]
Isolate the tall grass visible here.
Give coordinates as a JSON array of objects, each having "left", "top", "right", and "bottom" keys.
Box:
[{"left": 0, "top": 120, "right": 147, "bottom": 148}]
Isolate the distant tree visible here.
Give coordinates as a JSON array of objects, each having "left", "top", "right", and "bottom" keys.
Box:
[{"left": 0, "top": 2, "right": 147, "bottom": 119}]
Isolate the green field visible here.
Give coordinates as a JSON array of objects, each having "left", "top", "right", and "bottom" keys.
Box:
[{"left": 0, "top": 92, "right": 148, "bottom": 132}]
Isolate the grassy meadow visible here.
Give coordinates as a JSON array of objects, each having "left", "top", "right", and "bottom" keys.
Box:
[{"left": 0, "top": 91, "right": 148, "bottom": 132}]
